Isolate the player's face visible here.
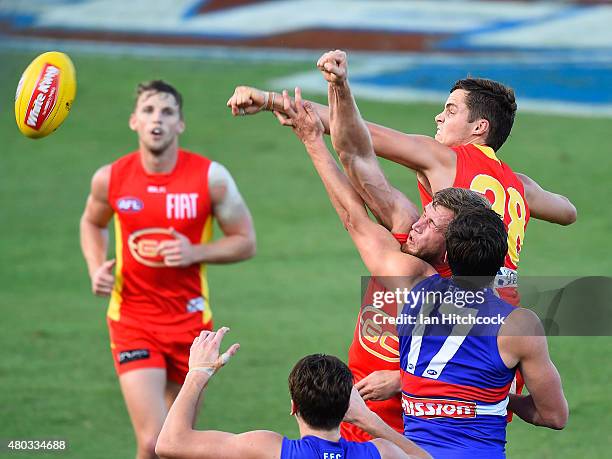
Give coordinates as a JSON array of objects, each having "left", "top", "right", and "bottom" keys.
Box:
[
  {"left": 434, "top": 90, "right": 479, "bottom": 147},
  {"left": 130, "top": 90, "right": 184, "bottom": 156},
  {"left": 403, "top": 203, "right": 454, "bottom": 263}
]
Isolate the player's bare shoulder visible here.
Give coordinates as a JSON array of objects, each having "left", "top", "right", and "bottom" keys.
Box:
[
  {"left": 497, "top": 306, "right": 546, "bottom": 369},
  {"left": 208, "top": 161, "right": 232, "bottom": 203},
  {"left": 208, "top": 161, "right": 252, "bottom": 223},
  {"left": 90, "top": 164, "right": 111, "bottom": 201},
  {"left": 499, "top": 306, "right": 545, "bottom": 337}
]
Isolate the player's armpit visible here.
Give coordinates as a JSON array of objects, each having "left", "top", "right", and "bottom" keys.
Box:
[
  {"left": 498, "top": 308, "right": 568, "bottom": 430},
  {"left": 156, "top": 429, "right": 283, "bottom": 459},
  {"left": 517, "top": 172, "right": 577, "bottom": 225}
]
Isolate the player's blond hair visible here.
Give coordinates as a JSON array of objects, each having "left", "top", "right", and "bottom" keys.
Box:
[{"left": 431, "top": 187, "right": 491, "bottom": 217}]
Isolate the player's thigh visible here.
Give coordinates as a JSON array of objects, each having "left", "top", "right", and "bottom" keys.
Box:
[
  {"left": 119, "top": 368, "right": 169, "bottom": 436},
  {"left": 162, "top": 325, "right": 212, "bottom": 386},
  {"left": 165, "top": 380, "right": 182, "bottom": 409}
]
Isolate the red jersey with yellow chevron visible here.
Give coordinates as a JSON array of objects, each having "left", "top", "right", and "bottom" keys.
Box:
[
  {"left": 417, "top": 144, "right": 530, "bottom": 273},
  {"left": 107, "top": 149, "right": 214, "bottom": 332}
]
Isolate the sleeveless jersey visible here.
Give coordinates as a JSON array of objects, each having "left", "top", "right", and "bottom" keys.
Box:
[
  {"left": 107, "top": 149, "right": 214, "bottom": 332},
  {"left": 399, "top": 275, "right": 516, "bottom": 459},
  {"left": 417, "top": 144, "right": 530, "bottom": 277},
  {"left": 281, "top": 436, "right": 380, "bottom": 459}
]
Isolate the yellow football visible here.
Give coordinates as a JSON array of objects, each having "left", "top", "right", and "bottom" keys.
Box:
[{"left": 14, "top": 51, "right": 76, "bottom": 139}]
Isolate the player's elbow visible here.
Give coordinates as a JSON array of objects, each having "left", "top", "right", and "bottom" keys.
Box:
[
  {"left": 541, "top": 411, "right": 568, "bottom": 430},
  {"left": 560, "top": 201, "right": 577, "bottom": 225},
  {"left": 241, "top": 233, "right": 257, "bottom": 260},
  {"left": 539, "top": 401, "right": 569, "bottom": 430},
  {"left": 155, "top": 435, "right": 181, "bottom": 459}
]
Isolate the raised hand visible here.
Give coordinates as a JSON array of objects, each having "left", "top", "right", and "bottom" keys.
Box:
[
  {"left": 189, "top": 327, "right": 240, "bottom": 376},
  {"left": 317, "top": 50, "right": 348, "bottom": 84},
  {"left": 226, "top": 86, "right": 269, "bottom": 116},
  {"left": 279, "top": 87, "right": 324, "bottom": 145}
]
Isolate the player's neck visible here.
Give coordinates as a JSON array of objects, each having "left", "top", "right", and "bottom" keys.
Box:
[
  {"left": 464, "top": 135, "right": 488, "bottom": 148},
  {"left": 139, "top": 142, "right": 179, "bottom": 174},
  {"left": 297, "top": 421, "right": 341, "bottom": 443}
]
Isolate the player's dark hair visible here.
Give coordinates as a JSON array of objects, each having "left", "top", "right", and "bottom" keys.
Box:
[
  {"left": 135, "top": 80, "right": 183, "bottom": 118},
  {"left": 445, "top": 207, "right": 507, "bottom": 288},
  {"left": 432, "top": 187, "right": 491, "bottom": 216},
  {"left": 451, "top": 78, "right": 517, "bottom": 152},
  {"left": 288, "top": 354, "right": 353, "bottom": 430}
]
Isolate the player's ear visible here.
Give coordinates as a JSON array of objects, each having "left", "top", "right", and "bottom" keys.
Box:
[
  {"left": 177, "top": 118, "right": 185, "bottom": 134},
  {"left": 290, "top": 400, "right": 297, "bottom": 416},
  {"left": 129, "top": 112, "right": 138, "bottom": 132},
  {"left": 473, "top": 118, "right": 489, "bottom": 137}
]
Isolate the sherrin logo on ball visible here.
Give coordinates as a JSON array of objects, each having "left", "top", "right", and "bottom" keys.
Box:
[{"left": 15, "top": 51, "right": 76, "bottom": 139}]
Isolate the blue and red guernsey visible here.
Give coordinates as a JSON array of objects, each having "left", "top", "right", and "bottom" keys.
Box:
[
  {"left": 281, "top": 436, "right": 380, "bottom": 459},
  {"left": 107, "top": 149, "right": 214, "bottom": 332},
  {"left": 398, "top": 275, "right": 516, "bottom": 459}
]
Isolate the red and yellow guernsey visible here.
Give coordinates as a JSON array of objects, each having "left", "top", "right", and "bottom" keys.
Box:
[
  {"left": 418, "top": 144, "right": 530, "bottom": 282},
  {"left": 341, "top": 236, "right": 408, "bottom": 442},
  {"left": 107, "top": 149, "right": 214, "bottom": 332}
]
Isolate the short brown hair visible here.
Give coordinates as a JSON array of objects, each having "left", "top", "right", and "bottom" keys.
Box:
[
  {"left": 432, "top": 187, "right": 491, "bottom": 216},
  {"left": 451, "top": 78, "right": 517, "bottom": 152},
  {"left": 445, "top": 207, "right": 508, "bottom": 284},
  {"left": 135, "top": 80, "right": 183, "bottom": 118},
  {"left": 288, "top": 354, "right": 353, "bottom": 430}
]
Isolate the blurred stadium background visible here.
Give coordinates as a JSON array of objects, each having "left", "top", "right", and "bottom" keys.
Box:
[{"left": 1, "top": 1, "right": 611, "bottom": 457}]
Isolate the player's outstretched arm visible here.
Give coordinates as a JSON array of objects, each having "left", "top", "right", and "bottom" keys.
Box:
[
  {"left": 79, "top": 165, "right": 116, "bottom": 296},
  {"left": 516, "top": 173, "right": 577, "bottom": 225},
  {"left": 318, "top": 50, "right": 419, "bottom": 234},
  {"left": 156, "top": 327, "right": 282, "bottom": 459},
  {"left": 158, "top": 164, "right": 256, "bottom": 267},
  {"left": 344, "top": 388, "right": 431, "bottom": 459},
  {"left": 282, "top": 87, "right": 432, "bottom": 287},
  {"left": 498, "top": 309, "right": 569, "bottom": 429},
  {"left": 227, "top": 84, "right": 455, "bottom": 189}
]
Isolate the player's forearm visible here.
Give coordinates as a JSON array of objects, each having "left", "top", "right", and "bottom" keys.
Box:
[
  {"left": 355, "top": 410, "right": 431, "bottom": 458},
  {"left": 191, "top": 234, "right": 256, "bottom": 264},
  {"left": 304, "top": 138, "right": 368, "bottom": 228},
  {"left": 508, "top": 394, "right": 567, "bottom": 429},
  {"left": 79, "top": 216, "right": 109, "bottom": 277},
  {"left": 157, "top": 371, "right": 210, "bottom": 457},
  {"left": 328, "top": 81, "right": 373, "bottom": 159},
  {"left": 517, "top": 173, "right": 577, "bottom": 225}
]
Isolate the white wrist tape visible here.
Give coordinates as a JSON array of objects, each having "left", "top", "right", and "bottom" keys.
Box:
[
  {"left": 188, "top": 352, "right": 231, "bottom": 377},
  {"left": 189, "top": 366, "right": 216, "bottom": 377}
]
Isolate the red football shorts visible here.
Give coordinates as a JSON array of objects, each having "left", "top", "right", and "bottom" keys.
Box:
[{"left": 107, "top": 318, "right": 213, "bottom": 384}]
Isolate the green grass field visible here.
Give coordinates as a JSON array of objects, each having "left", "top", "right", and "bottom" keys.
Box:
[{"left": 1, "top": 51, "right": 611, "bottom": 458}]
